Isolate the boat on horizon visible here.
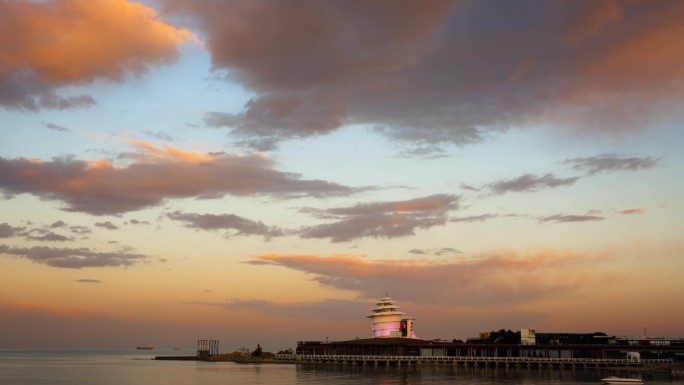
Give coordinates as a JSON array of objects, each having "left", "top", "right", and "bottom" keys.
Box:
[
  {"left": 601, "top": 376, "right": 643, "bottom": 384},
  {"left": 136, "top": 345, "right": 154, "bottom": 350}
]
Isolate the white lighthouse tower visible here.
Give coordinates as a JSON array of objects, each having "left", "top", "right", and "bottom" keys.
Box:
[{"left": 367, "top": 295, "right": 417, "bottom": 338}]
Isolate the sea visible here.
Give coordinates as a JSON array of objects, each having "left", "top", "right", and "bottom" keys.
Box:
[{"left": 0, "top": 349, "right": 681, "bottom": 385}]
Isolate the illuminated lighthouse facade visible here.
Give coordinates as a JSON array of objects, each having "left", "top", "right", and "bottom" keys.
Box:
[{"left": 367, "top": 296, "right": 417, "bottom": 339}]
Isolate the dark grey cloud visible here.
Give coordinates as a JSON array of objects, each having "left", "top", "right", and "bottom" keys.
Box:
[
  {"left": 564, "top": 154, "right": 660, "bottom": 175},
  {"left": 0, "top": 244, "right": 150, "bottom": 269},
  {"left": 489, "top": 173, "right": 579, "bottom": 194},
  {"left": 0, "top": 223, "right": 25, "bottom": 238},
  {"left": 95, "top": 221, "right": 119, "bottom": 230},
  {"left": 538, "top": 214, "right": 605, "bottom": 223},
  {"left": 161, "top": 1, "right": 684, "bottom": 150},
  {"left": 167, "top": 211, "right": 285, "bottom": 239},
  {"left": 299, "top": 194, "right": 459, "bottom": 242},
  {"left": 50, "top": 220, "right": 67, "bottom": 228}
]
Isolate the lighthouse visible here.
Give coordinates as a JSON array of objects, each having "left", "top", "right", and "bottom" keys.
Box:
[{"left": 367, "top": 296, "right": 417, "bottom": 339}]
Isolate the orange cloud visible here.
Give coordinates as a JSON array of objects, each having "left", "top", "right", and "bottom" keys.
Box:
[
  {"left": 248, "top": 249, "right": 606, "bottom": 307},
  {"left": 0, "top": 0, "right": 194, "bottom": 110},
  {"left": 620, "top": 208, "right": 645, "bottom": 215}
]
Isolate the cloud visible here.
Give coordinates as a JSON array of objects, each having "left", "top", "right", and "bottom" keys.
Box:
[
  {"left": 0, "top": 0, "right": 194, "bottom": 110},
  {"left": 0, "top": 223, "right": 25, "bottom": 238},
  {"left": 563, "top": 0, "right": 625, "bottom": 43},
  {"left": 450, "top": 214, "right": 498, "bottom": 223},
  {"left": 620, "top": 208, "right": 645, "bottom": 215},
  {"left": 43, "top": 122, "right": 70, "bottom": 132},
  {"left": 160, "top": 1, "right": 684, "bottom": 149},
  {"left": 24, "top": 230, "right": 72, "bottom": 242},
  {"left": 0, "top": 142, "right": 358, "bottom": 215},
  {"left": 76, "top": 279, "right": 102, "bottom": 284},
  {"left": 0, "top": 244, "right": 150, "bottom": 269},
  {"left": 167, "top": 211, "right": 285, "bottom": 239},
  {"left": 50, "top": 220, "right": 67, "bottom": 229},
  {"left": 299, "top": 194, "right": 459, "bottom": 242},
  {"left": 69, "top": 225, "right": 92, "bottom": 235},
  {"left": 247, "top": 250, "right": 604, "bottom": 307},
  {"left": 489, "top": 174, "right": 579, "bottom": 194},
  {"left": 1, "top": 222, "right": 73, "bottom": 242},
  {"left": 409, "top": 247, "right": 461, "bottom": 256},
  {"left": 565, "top": 154, "right": 659, "bottom": 175},
  {"left": 95, "top": 221, "right": 119, "bottom": 230},
  {"left": 128, "top": 219, "right": 150, "bottom": 225},
  {"left": 538, "top": 214, "right": 604, "bottom": 223},
  {"left": 188, "top": 298, "right": 369, "bottom": 322},
  {"left": 143, "top": 130, "right": 174, "bottom": 142}
]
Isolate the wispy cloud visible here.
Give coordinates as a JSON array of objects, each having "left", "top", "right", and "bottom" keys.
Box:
[
  {"left": 450, "top": 214, "right": 498, "bottom": 223},
  {"left": 538, "top": 214, "right": 605, "bottom": 223},
  {"left": 167, "top": 211, "right": 285, "bottom": 239},
  {"left": 43, "top": 122, "right": 70, "bottom": 132},
  {"left": 0, "top": 244, "right": 151, "bottom": 269},
  {"left": 565, "top": 154, "right": 659, "bottom": 175},
  {"left": 489, "top": 174, "right": 579, "bottom": 194}
]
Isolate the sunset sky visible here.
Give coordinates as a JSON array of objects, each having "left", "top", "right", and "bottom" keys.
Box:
[{"left": 1, "top": 0, "right": 683, "bottom": 351}]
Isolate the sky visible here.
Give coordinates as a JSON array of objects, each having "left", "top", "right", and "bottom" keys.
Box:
[{"left": 1, "top": 0, "right": 683, "bottom": 351}]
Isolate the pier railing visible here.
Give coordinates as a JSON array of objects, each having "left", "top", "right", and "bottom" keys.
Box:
[{"left": 275, "top": 354, "right": 672, "bottom": 366}]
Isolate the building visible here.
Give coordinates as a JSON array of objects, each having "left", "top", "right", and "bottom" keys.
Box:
[
  {"left": 367, "top": 296, "right": 417, "bottom": 339},
  {"left": 521, "top": 329, "right": 536, "bottom": 345}
]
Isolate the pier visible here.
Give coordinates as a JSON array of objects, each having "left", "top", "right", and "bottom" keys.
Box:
[{"left": 275, "top": 354, "right": 673, "bottom": 369}]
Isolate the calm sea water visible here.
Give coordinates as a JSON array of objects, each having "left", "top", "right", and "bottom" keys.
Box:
[{"left": 0, "top": 350, "right": 680, "bottom": 385}]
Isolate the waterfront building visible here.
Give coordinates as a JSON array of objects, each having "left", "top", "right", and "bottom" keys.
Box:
[{"left": 367, "top": 296, "right": 417, "bottom": 339}]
